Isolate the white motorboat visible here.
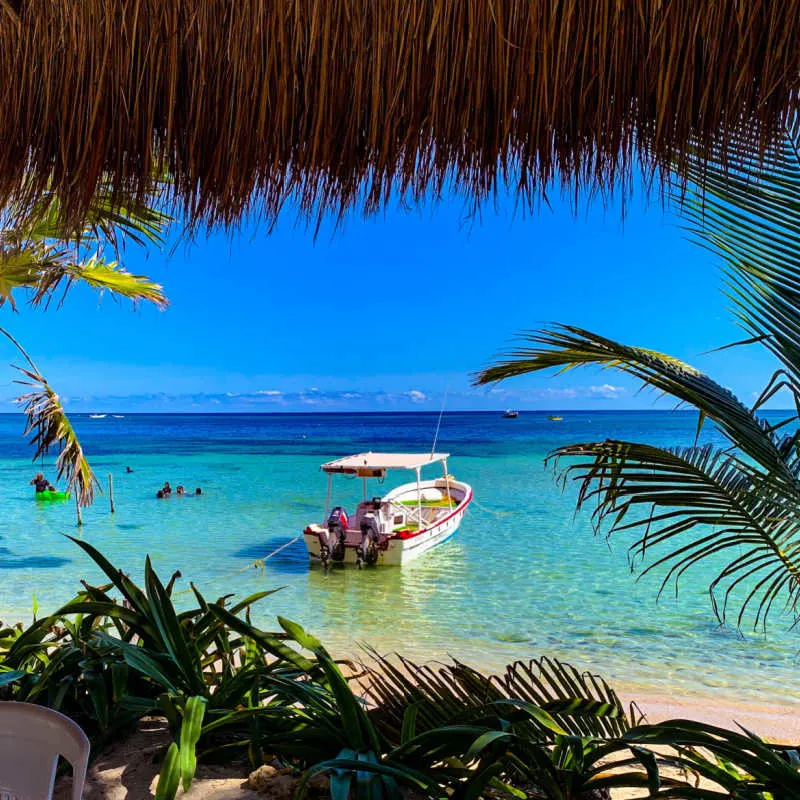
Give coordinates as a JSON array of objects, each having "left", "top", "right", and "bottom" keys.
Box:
[{"left": 303, "top": 452, "right": 472, "bottom": 567}]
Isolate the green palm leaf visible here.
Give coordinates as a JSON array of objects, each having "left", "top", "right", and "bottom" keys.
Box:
[
  {"left": 364, "top": 651, "right": 636, "bottom": 744},
  {"left": 0, "top": 175, "right": 170, "bottom": 310},
  {"left": 550, "top": 440, "right": 800, "bottom": 629},
  {"left": 676, "top": 120, "right": 800, "bottom": 395},
  {"left": 0, "top": 243, "right": 166, "bottom": 310},
  {"left": 474, "top": 325, "right": 792, "bottom": 485},
  {"left": 31, "top": 254, "right": 167, "bottom": 309}
]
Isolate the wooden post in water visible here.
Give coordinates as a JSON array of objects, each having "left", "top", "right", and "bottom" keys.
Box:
[
  {"left": 109, "top": 473, "right": 115, "bottom": 513},
  {"left": 75, "top": 493, "right": 83, "bottom": 527}
]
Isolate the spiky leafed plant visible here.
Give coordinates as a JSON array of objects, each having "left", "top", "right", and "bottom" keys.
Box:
[
  {"left": 0, "top": 183, "right": 170, "bottom": 505},
  {"left": 475, "top": 119, "right": 800, "bottom": 632}
]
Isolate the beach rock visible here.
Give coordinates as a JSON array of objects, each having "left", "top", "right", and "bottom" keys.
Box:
[
  {"left": 246, "top": 765, "right": 278, "bottom": 791},
  {"left": 307, "top": 774, "right": 330, "bottom": 796},
  {"left": 244, "top": 771, "right": 296, "bottom": 798},
  {"left": 244, "top": 766, "right": 328, "bottom": 798}
]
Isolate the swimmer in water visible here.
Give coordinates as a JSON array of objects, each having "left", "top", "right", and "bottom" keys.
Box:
[{"left": 30, "top": 472, "right": 50, "bottom": 493}]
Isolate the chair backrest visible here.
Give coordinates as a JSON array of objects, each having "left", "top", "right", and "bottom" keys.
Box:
[{"left": 0, "top": 702, "right": 89, "bottom": 800}]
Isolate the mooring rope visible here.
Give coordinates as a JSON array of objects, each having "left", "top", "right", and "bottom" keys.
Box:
[
  {"left": 173, "top": 534, "right": 303, "bottom": 596},
  {"left": 470, "top": 499, "right": 512, "bottom": 518}
]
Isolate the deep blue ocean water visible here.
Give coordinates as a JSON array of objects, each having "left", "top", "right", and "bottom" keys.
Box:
[{"left": 1, "top": 410, "right": 798, "bottom": 705}]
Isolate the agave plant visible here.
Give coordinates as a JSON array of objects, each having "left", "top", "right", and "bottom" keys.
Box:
[
  {"left": 476, "top": 119, "right": 800, "bottom": 633},
  {"left": 0, "top": 181, "right": 170, "bottom": 505}
]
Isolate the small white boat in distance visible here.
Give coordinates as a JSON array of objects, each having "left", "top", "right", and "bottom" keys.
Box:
[
  {"left": 304, "top": 452, "right": 472, "bottom": 567},
  {"left": 89, "top": 414, "right": 107, "bottom": 419},
  {"left": 502, "top": 409, "right": 519, "bottom": 418}
]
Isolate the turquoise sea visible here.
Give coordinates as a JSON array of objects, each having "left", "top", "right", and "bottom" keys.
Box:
[{"left": 1, "top": 410, "right": 798, "bottom": 706}]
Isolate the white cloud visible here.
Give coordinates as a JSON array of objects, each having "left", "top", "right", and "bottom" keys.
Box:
[
  {"left": 536, "top": 387, "right": 578, "bottom": 399},
  {"left": 588, "top": 384, "right": 624, "bottom": 399},
  {"left": 404, "top": 389, "right": 427, "bottom": 403}
]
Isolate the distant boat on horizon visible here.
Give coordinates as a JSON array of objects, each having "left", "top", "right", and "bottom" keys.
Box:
[
  {"left": 112, "top": 415, "right": 125, "bottom": 418},
  {"left": 502, "top": 409, "right": 519, "bottom": 418},
  {"left": 548, "top": 415, "right": 564, "bottom": 421},
  {"left": 89, "top": 414, "right": 107, "bottom": 419}
]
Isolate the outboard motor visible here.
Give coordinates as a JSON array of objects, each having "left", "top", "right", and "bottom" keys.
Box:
[
  {"left": 356, "top": 498, "right": 383, "bottom": 568},
  {"left": 325, "top": 506, "right": 348, "bottom": 565}
]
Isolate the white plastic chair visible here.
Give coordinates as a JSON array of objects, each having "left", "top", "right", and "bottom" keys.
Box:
[{"left": 0, "top": 702, "right": 89, "bottom": 799}]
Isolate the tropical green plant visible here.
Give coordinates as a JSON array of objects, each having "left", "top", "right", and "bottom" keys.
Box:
[
  {"left": 475, "top": 121, "right": 800, "bottom": 633},
  {"left": 0, "top": 183, "right": 170, "bottom": 504},
  {"left": 624, "top": 720, "right": 800, "bottom": 799},
  {"left": 365, "top": 650, "right": 640, "bottom": 746},
  {"left": 0, "top": 539, "right": 719, "bottom": 800}
]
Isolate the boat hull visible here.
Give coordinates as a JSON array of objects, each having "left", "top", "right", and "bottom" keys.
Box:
[{"left": 304, "top": 481, "right": 472, "bottom": 566}]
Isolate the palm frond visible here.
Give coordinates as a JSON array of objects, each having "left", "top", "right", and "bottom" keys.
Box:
[
  {"left": 0, "top": 329, "right": 98, "bottom": 506},
  {"left": 474, "top": 325, "right": 793, "bottom": 485},
  {"left": 0, "top": 244, "right": 53, "bottom": 309},
  {"left": 32, "top": 255, "right": 168, "bottom": 310},
  {"left": 364, "top": 651, "right": 637, "bottom": 746},
  {"left": 17, "top": 186, "right": 172, "bottom": 251},
  {"left": 677, "top": 121, "right": 800, "bottom": 399},
  {"left": 0, "top": 244, "right": 167, "bottom": 310},
  {"left": 550, "top": 440, "right": 800, "bottom": 629},
  {"left": 626, "top": 719, "right": 800, "bottom": 795}
]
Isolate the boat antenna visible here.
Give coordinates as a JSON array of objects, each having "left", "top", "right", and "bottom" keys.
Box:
[{"left": 431, "top": 386, "right": 448, "bottom": 457}]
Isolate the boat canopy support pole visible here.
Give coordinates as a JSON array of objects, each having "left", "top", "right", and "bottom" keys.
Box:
[
  {"left": 324, "top": 474, "right": 332, "bottom": 522},
  {"left": 416, "top": 467, "right": 422, "bottom": 529},
  {"left": 443, "top": 458, "right": 453, "bottom": 509},
  {"left": 362, "top": 477, "right": 367, "bottom": 502}
]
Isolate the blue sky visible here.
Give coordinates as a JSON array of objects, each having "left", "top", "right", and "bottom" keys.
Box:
[{"left": 0, "top": 184, "right": 781, "bottom": 412}]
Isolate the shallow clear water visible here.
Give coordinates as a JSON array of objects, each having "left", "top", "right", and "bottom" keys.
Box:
[{"left": 1, "top": 410, "right": 798, "bottom": 706}]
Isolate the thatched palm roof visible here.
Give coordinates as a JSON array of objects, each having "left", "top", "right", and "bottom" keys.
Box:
[{"left": 1, "top": 0, "right": 798, "bottom": 228}]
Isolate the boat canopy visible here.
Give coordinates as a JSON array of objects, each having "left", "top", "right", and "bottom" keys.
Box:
[{"left": 321, "top": 452, "right": 450, "bottom": 476}]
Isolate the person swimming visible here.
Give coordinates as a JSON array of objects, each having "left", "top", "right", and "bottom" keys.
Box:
[
  {"left": 126, "top": 466, "right": 133, "bottom": 474},
  {"left": 162, "top": 482, "right": 172, "bottom": 496},
  {"left": 30, "top": 473, "right": 50, "bottom": 493},
  {"left": 176, "top": 485, "right": 185, "bottom": 495},
  {"left": 195, "top": 487, "right": 202, "bottom": 495},
  {"left": 156, "top": 489, "right": 165, "bottom": 499}
]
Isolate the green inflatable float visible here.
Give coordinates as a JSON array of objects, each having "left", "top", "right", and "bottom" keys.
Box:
[{"left": 35, "top": 490, "right": 70, "bottom": 501}]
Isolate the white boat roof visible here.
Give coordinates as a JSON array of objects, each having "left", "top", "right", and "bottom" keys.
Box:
[{"left": 321, "top": 452, "right": 449, "bottom": 474}]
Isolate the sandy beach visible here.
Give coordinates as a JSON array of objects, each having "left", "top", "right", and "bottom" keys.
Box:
[
  {"left": 632, "top": 691, "right": 800, "bottom": 742},
  {"left": 50, "top": 688, "right": 799, "bottom": 799}
]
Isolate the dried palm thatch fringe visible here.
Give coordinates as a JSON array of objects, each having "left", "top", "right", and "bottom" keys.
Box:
[
  {"left": 0, "top": 1, "right": 798, "bottom": 230},
  {"left": 0, "top": 328, "right": 98, "bottom": 506}
]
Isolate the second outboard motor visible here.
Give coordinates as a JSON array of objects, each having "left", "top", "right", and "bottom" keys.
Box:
[
  {"left": 326, "top": 506, "right": 348, "bottom": 564},
  {"left": 357, "top": 512, "right": 381, "bottom": 568}
]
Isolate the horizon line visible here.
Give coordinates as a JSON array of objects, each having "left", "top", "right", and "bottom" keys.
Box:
[{"left": 0, "top": 408, "right": 794, "bottom": 416}]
